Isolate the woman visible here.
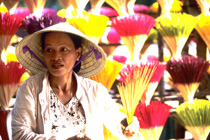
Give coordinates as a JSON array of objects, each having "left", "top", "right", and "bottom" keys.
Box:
[{"left": 12, "top": 22, "right": 139, "bottom": 140}]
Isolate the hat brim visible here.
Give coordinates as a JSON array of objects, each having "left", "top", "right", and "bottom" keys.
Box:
[{"left": 16, "top": 22, "right": 106, "bottom": 78}]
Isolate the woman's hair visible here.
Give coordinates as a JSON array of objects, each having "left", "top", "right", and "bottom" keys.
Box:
[{"left": 41, "top": 32, "right": 82, "bottom": 73}]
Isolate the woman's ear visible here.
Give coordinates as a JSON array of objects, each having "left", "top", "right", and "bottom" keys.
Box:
[{"left": 76, "top": 47, "right": 82, "bottom": 61}]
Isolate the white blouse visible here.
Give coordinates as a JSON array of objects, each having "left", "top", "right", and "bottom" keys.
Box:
[
  {"left": 49, "top": 88, "right": 86, "bottom": 137},
  {"left": 12, "top": 72, "right": 126, "bottom": 140}
]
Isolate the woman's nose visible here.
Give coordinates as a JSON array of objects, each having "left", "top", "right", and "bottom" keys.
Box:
[{"left": 52, "top": 51, "right": 61, "bottom": 60}]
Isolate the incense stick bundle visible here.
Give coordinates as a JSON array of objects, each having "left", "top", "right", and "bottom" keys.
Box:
[
  {"left": 89, "top": 59, "right": 123, "bottom": 91},
  {"left": 59, "top": 0, "right": 72, "bottom": 9},
  {"left": 23, "top": 12, "right": 66, "bottom": 34},
  {"left": 155, "top": 12, "right": 197, "bottom": 59},
  {"left": 59, "top": 0, "right": 89, "bottom": 16},
  {"left": 117, "top": 62, "right": 156, "bottom": 125},
  {"left": 111, "top": 14, "right": 156, "bottom": 62},
  {"left": 133, "top": 4, "right": 150, "bottom": 14},
  {"left": 126, "top": 0, "right": 136, "bottom": 15},
  {"left": 3, "top": 0, "right": 20, "bottom": 14},
  {"left": 96, "top": 6, "right": 119, "bottom": 17},
  {"left": 89, "top": 0, "right": 105, "bottom": 15},
  {"left": 134, "top": 101, "right": 172, "bottom": 140},
  {"left": 141, "top": 61, "right": 166, "bottom": 105},
  {"left": 107, "top": 27, "right": 121, "bottom": 44},
  {"left": 175, "top": 99, "right": 210, "bottom": 140},
  {"left": 24, "top": 0, "right": 47, "bottom": 16},
  {"left": 157, "top": 0, "right": 174, "bottom": 17},
  {"left": 195, "top": 14, "right": 210, "bottom": 50},
  {"left": 67, "top": 12, "right": 109, "bottom": 44},
  {"left": 208, "top": 65, "right": 210, "bottom": 76},
  {"left": 0, "top": 61, "right": 25, "bottom": 109},
  {"left": 103, "top": 124, "right": 118, "bottom": 140},
  {"left": 195, "top": 0, "right": 210, "bottom": 15},
  {"left": 166, "top": 56, "right": 210, "bottom": 101},
  {"left": 104, "top": 0, "right": 128, "bottom": 15},
  {"left": 0, "top": 12, "right": 22, "bottom": 55},
  {"left": 57, "top": 1, "right": 74, "bottom": 18},
  {"left": 0, "top": 5, "right": 8, "bottom": 13},
  {"left": 14, "top": 7, "right": 31, "bottom": 21},
  {"left": 4, "top": 46, "right": 17, "bottom": 62},
  {"left": 171, "top": 0, "right": 183, "bottom": 12}
]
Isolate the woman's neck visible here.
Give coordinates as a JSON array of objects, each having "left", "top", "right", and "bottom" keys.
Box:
[
  {"left": 49, "top": 73, "right": 77, "bottom": 105},
  {"left": 49, "top": 73, "right": 73, "bottom": 93}
]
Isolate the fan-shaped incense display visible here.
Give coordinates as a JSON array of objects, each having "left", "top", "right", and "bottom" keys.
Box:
[
  {"left": 0, "top": 61, "right": 25, "bottom": 109},
  {"left": 3, "top": 0, "right": 20, "bottom": 14},
  {"left": 67, "top": 12, "right": 109, "bottom": 44},
  {"left": 0, "top": 12, "right": 22, "bottom": 55},
  {"left": 24, "top": 0, "right": 47, "bottom": 16},
  {"left": 134, "top": 101, "right": 172, "bottom": 140},
  {"left": 175, "top": 99, "right": 210, "bottom": 140},
  {"left": 166, "top": 56, "right": 210, "bottom": 101},
  {"left": 157, "top": 0, "right": 174, "bottom": 17},
  {"left": 141, "top": 61, "right": 166, "bottom": 105},
  {"left": 59, "top": 0, "right": 89, "bottom": 16},
  {"left": 23, "top": 12, "right": 66, "bottom": 34},
  {"left": 195, "top": 14, "right": 210, "bottom": 51},
  {"left": 89, "top": 59, "right": 123, "bottom": 91},
  {"left": 195, "top": 0, "right": 210, "bottom": 15},
  {"left": 105, "top": 0, "right": 128, "bottom": 15},
  {"left": 117, "top": 62, "right": 156, "bottom": 125},
  {"left": 155, "top": 12, "right": 197, "bottom": 59},
  {"left": 111, "top": 14, "right": 156, "bottom": 62},
  {"left": 89, "top": 0, "right": 105, "bottom": 15}
]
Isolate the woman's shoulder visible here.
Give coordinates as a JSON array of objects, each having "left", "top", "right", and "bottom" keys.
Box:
[
  {"left": 20, "top": 72, "right": 46, "bottom": 88},
  {"left": 76, "top": 74, "right": 108, "bottom": 92},
  {"left": 77, "top": 75, "right": 102, "bottom": 87}
]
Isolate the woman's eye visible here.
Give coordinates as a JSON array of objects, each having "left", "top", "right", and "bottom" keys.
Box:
[
  {"left": 61, "top": 48, "right": 67, "bottom": 52},
  {"left": 45, "top": 48, "right": 52, "bottom": 52}
]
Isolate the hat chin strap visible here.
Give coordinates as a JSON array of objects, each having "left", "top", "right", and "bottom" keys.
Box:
[
  {"left": 23, "top": 45, "right": 47, "bottom": 68},
  {"left": 70, "top": 45, "right": 102, "bottom": 72}
]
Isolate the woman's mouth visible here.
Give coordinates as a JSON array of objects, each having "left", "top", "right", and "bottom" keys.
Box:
[{"left": 51, "top": 64, "right": 64, "bottom": 69}]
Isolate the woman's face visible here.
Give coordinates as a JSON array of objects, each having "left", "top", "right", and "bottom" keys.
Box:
[{"left": 43, "top": 32, "right": 82, "bottom": 77}]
